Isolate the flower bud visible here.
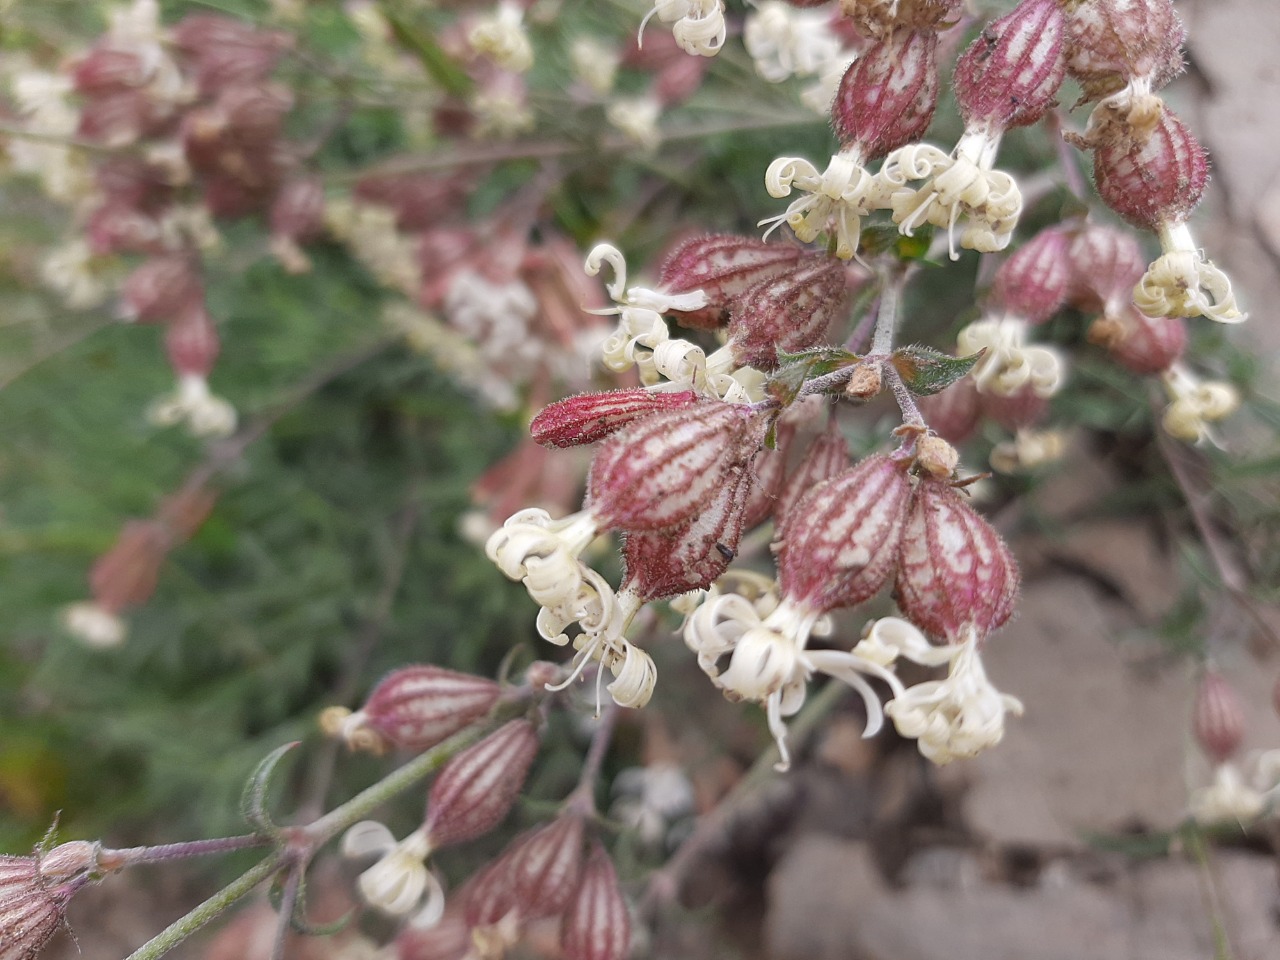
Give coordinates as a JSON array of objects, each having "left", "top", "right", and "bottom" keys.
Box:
[
  {"left": 1066, "top": 223, "right": 1147, "bottom": 315},
  {"left": 916, "top": 378, "right": 981, "bottom": 445},
  {"left": 1092, "top": 106, "right": 1208, "bottom": 232},
  {"left": 895, "top": 478, "right": 1019, "bottom": 641},
  {"left": 531, "top": 389, "right": 702, "bottom": 449},
  {"left": 560, "top": 842, "right": 631, "bottom": 960},
  {"left": 1062, "top": 0, "right": 1185, "bottom": 103},
  {"left": 1095, "top": 304, "right": 1186, "bottom": 375},
  {"left": 165, "top": 304, "right": 220, "bottom": 379},
  {"left": 728, "top": 255, "right": 849, "bottom": 369},
  {"left": 155, "top": 485, "right": 218, "bottom": 543},
  {"left": 71, "top": 48, "right": 148, "bottom": 95},
  {"left": 89, "top": 519, "right": 171, "bottom": 616},
  {"left": 953, "top": 0, "right": 1067, "bottom": 132},
  {"left": 0, "top": 853, "right": 86, "bottom": 960},
  {"left": 424, "top": 719, "right": 538, "bottom": 849},
  {"left": 832, "top": 30, "right": 940, "bottom": 160},
  {"left": 1193, "top": 669, "right": 1246, "bottom": 765},
  {"left": 777, "top": 454, "right": 913, "bottom": 612},
  {"left": 621, "top": 463, "right": 750, "bottom": 601},
  {"left": 511, "top": 814, "right": 586, "bottom": 919},
  {"left": 587, "top": 403, "right": 767, "bottom": 532},
  {"left": 323, "top": 666, "right": 501, "bottom": 755},
  {"left": 120, "top": 256, "right": 203, "bottom": 325},
  {"left": 980, "top": 383, "right": 1049, "bottom": 431},
  {"left": 987, "top": 226, "right": 1073, "bottom": 325},
  {"left": 774, "top": 421, "right": 850, "bottom": 528},
  {"left": 657, "top": 234, "right": 804, "bottom": 329}
]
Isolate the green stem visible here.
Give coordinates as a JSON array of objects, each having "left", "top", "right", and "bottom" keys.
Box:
[
  {"left": 98, "top": 835, "right": 270, "bottom": 871},
  {"left": 122, "top": 855, "right": 283, "bottom": 960}
]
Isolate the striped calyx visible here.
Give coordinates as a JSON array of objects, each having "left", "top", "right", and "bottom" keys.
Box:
[
  {"left": 531, "top": 389, "right": 701, "bottom": 448},
  {"left": 894, "top": 478, "right": 1019, "bottom": 641},
  {"left": 1092, "top": 106, "right": 1208, "bottom": 232},
  {"left": 658, "top": 234, "right": 805, "bottom": 329},
  {"left": 832, "top": 30, "right": 940, "bottom": 160},
  {"left": 560, "top": 842, "right": 631, "bottom": 960},
  {"left": 588, "top": 402, "right": 768, "bottom": 532},
  {"left": 1193, "top": 670, "right": 1246, "bottom": 765},
  {"left": 424, "top": 719, "right": 538, "bottom": 850},
  {"left": 728, "top": 255, "right": 849, "bottom": 369},
  {"left": 953, "top": 0, "right": 1067, "bottom": 132},
  {"left": 1065, "top": 223, "right": 1146, "bottom": 316},
  {"left": 987, "top": 226, "right": 1074, "bottom": 325},
  {"left": 1062, "top": 0, "right": 1185, "bottom": 102},
  {"left": 776, "top": 454, "right": 913, "bottom": 612}
]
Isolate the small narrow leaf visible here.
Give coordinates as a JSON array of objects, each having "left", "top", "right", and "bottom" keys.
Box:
[
  {"left": 241, "top": 741, "right": 300, "bottom": 836},
  {"left": 767, "top": 348, "right": 861, "bottom": 405},
  {"left": 891, "top": 345, "right": 985, "bottom": 396}
]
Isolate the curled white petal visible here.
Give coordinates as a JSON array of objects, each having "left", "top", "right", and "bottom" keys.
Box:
[
  {"left": 355, "top": 827, "right": 434, "bottom": 915},
  {"left": 744, "top": 2, "right": 843, "bottom": 83},
  {"left": 61, "top": 602, "right": 127, "bottom": 648},
  {"left": 1160, "top": 364, "right": 1240, "bottom": 445},
  {"left": 1188, "top": 763, "right": 1265, "bottom": 827},
  {"left": 957, "top": 317, "right": 1065, "bottom": 399},
  {"left": 147, "top": 376, "right": 237, "bottom": 438},
  {"left": 469, "top": 1, "right": 534, "bottom": 73},
  {"left": 760, "top": 151, "right": 886, "bottom": 259},
  {"left": 1135, "top": 222, "right": 1245, "bottom": 324},
  {"left": 342, "top": 820, "right": 399, "bottom": 860}
]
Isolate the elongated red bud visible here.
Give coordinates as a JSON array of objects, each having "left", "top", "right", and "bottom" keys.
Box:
[
  {"left": 531, "top": 389, "right": 701, "bottom": 448},
  {"left": 658, "top": 235, "right": 805, "bottom": 330},
  {"left": 156, "top": 485, "right": 218, "bottom": 542},
  {"left": 512, "top": 815, "right": 586, "bottom": 919},
  {"left": 120, "top": 256, "right": 204, "bottom": 325},
  {"left": 621, "top": 465, "right": 751, "bottom": 601},
  {"left": 165, "top": 304, "right": 220, "bottom": 378},
  {"left": 1066, "top": 223, "right": 1146, "bottom": 315},
  {"left": 424, "top": 719, "right": 538, "bottom": 849},
  {"left": 1092, "top": 106, "right": 1208, "bottom": 232},
  {"left": 895, "top": 478, "right": 1019, "bottom": 641},
  {"left": 1063, "top": 0, "right": 1185, "bottom": 102},
  {"left": 774, "top": 422, "right": 850, "bottom": 529},
  {"left": 987, "top": 226, "right": 1073, "bottom": 324},
  {"left": 90, "top": 520, "right": 171, "bottom": 614},
  {"left": 322, "top": 666, "right": 501, "bottom": 755},
  {"left": 832, "top": 30, "right": 940, "bottom": 159},
  {"left": 1193, "top": 669, "right": 1246, "bottom": 765},
  {"left": 954, "top": 0, "right": 1066, "bottom": 132},
  {"left": 561, "top": 842, "right": 631, "bottom": 960},
  {"left": 588, "top": 403, "right": 767, "bottom": 532},
  {"left": 777, "top": 455, "right": 914, "bottom": 612},
  {"left": 728, "top": 255, "right": 848, "bottom": 369}
]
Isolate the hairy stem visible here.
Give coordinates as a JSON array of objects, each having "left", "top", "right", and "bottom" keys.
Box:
[{"left": 98, "top": 835, "right": 270, "bottom": 872}]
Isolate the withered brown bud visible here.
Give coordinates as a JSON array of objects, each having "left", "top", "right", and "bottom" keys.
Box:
[
  {"left": 895, "top": 478, "right": 1020, "bottom": 642},
  {"left": 1193, "top": 669, "right": 1246, "bottom": 765},
  {"left": 424, "top": 719, "right": 538, "bottom": 849},
  {"left": 531, "top": 390, "right": 702, "bottom": 449},
  {"left": 841, "top": 0, "right": 963, "bottom": 39}
]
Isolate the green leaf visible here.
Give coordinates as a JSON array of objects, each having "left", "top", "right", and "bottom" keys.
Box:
[
  {"left": 859, "top": 224, "right": 936, "bottom": 261},
  {"left": 766, "top": 347, "right": 861, "bottom": 405},
  {"left": 240, "top": 741, "right": 299, "bottom": 837},
  {"left": 891, "top": 345, "right": 984, "bottom": 396},
  {"left": 384, "top": 12, "right": 473, "bottom": 98}
]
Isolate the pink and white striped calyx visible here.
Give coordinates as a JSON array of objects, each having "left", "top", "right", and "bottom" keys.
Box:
[
  {"left": 883, "top": 0, "right": 1066, "bottom": 257},
  {"left": 683, "top": 455, "right": 914, "bottom": 768}
]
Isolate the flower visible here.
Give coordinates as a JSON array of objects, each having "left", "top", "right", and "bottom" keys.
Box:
[
  {"left": 1133, "top": 222, "right": 1244, "bottom": 324},
  {"left": 61, "top": 602, "right": 128, "bottom": 649},
  {"left": 870, "top": 620, "right": 1025, "bottom": 764},
  {"left": 761, "top": 152, "right": 889, "bottom": 260},
  {"left": 469, "top": 1, "right": 534, "bottom": 73},
  {"left": 610, "top": 763, "right": 695, "bottom": 847},
  {"left": 148, "top": 374, "right": 238, "bottom": 438},
  {"left": 606, "top": 96, "right": 662, "bottom": 151},
  {"left": 1188, "top": 764, "right": 1266, "bottom": 827},
  {"left": 1159, "top": 364, "right": 1239, "bottom": 445},
  {"left": 956, "top": 317, "right": 1066, "bottom": 398},
  {"left": 744, "top": 2, "right": 844, "bottom": 84},
  {"left": 342, "top": 822, "right": 443, "bottom": 920},
  {"left": 640, "top": 0, "right": 726, "bottom": 58}
]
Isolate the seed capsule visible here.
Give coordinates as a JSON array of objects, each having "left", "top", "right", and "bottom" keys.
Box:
[
  {"left": 777, "top": 455, "right": 914, "bottom": 612},
  {"left": 424, "top": 719, "right": 538, "bottom": 850},
  {"left": 531, "top": 389, "right": 701, "bottom": 449},
  {"left": 1095, "top": 305, "right": 1186, "bottom": 375},
  {"left": 895, "top": 478, "right": 1020, "bottom": 641}
]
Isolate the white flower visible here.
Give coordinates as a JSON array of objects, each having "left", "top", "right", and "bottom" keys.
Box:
[
  {"left": 760, "top": 151, "right": 891, "bottom": 260},
  {"left": 40, "top": 239, "right": 112, "bottom": 309},
  {"left": 61, "top": 602, "right": 127, "bottom": 648},
  {"left": 606, "top": 96, "right": 662, "bottom": 152},
  {"left": 956, "top": 317, "right": 1066, "bottom": 398},
  {"left": 881, "top": 623, "right": 1024, "bottom": 765},
  {"left": 1134, "top": 222, "right": 1244, "bottom": 324},
  {"left": 584, "top": 244, "right": 762, "bottom": 402},
  {"left": 444, "top": 270, "right": 538, "bottom": 359},
  {"left": 148, "top": 375, "right": 238, "bottom": 438},
  {"left": 342, "top": 823, "right": 443, "bottom": 919},
  {"left": 1188, "top": 764, "right": 1266, "bottom": 827},
  {"left": 570, "top": 36, "right": 620, "bottom": 96},
  {"left": 1160, "top": 364, "right": 1239, "bottom": 445},
  {"left": 641, "top": 0, "right": 726, "bottom": 57},
  {"left": 881, "top": 129, "right": 1022, "bottom": 260},
  {"left": 469, "top": 1, "right": 534, "bottom": 73},
  {"left": 486, "top": 508, "right": 602, "bottom": 609},
  {"left": 989, "top": 429, "right": 1067, "bottom": 474},
  {"left": 685, "top": 586, "right": 904, "bottom": 770},
  {"left": 744, "top": 2, "right": 843, "bottom": 84},
  {"left": 611, "top": 763, "right": 695, "bottom": 846}
]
